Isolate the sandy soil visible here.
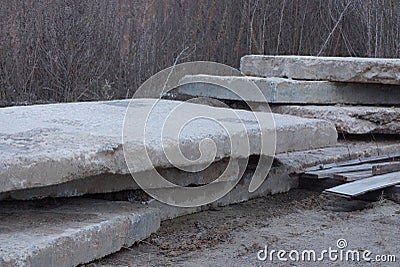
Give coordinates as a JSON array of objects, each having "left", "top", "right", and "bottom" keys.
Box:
[{"left": 86, "top": 189, "right": 399, "bottom": 267}]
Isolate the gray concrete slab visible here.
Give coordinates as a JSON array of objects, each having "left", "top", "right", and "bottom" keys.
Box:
[
  {"left": 175, "top": 75, "right": 400, "bottom": 105},
  {"left": 275, "top": 141, "right": 400, "bottom": 174},
  {"left": 271, "top": 105, "right": 400, "bottom": 134},
  {"left": 0, "top": 198, "right": 160, "bottom": 267},
  {"left": 241, "top": 55, "right": 400, "bottom": 85},
  {"left": 1, "top": 141, "right": 399, "bottom": 266},
  {"left": 0, "top": 99, "right": 337, "bottom": 195},
  {"left": 0, "top": 158, "right": 231, "bottom": 200},
  {"left": 2, "top": 139, "right": 399, "bottom": 202}
]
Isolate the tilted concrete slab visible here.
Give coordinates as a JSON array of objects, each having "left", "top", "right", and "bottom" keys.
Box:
[
  {"left": 0, "top": 198, "right": 160, "bottom": 267},
  {"left": 175, "top": 75, "right": 400, "bottom": 105},
  {"left": 0, "top": 99, "right": 337, "bottom": 195},
  {"left": 271, "top": 105, "right": 400, "bottom": 134},
  {"left": 241, "top": 55, "right": 400, "bottom": 85}
]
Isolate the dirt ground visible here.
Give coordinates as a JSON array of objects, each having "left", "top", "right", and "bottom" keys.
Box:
[{"left": 86, "top": 189, "right": 399, "bottom": 267}]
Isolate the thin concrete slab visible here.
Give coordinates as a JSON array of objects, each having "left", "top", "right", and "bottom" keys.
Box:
[
  {"left": 0, "top": 198, "right": 160, "bottom": 267},
  {"left": 0, "top": 99, "right": 337, "bottom": 195},
  {"left": 241, "top": 55, "right": 400, "bottom": 85},
  {"left": 176, "top": 75, "right": 400, "bottom": 105},
  {"left": 271, "top": 105, "right": 400, "bottom": 134}
]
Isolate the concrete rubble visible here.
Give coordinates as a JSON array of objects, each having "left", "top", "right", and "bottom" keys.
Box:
[
  {"left": 271, "top": 105, "right": 400, "bottom": 134},
  {"left": 176, "top": 75, "right": 400, "bottom": 105},
  {"left": 241, "top": 55, "right": 400, "bottom": 84}
]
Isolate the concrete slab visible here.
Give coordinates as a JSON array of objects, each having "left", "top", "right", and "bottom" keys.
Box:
[
  {"left": 175, "top": 75, "right": 400, "bottom": 105},
  {"left": 2, "top": 140, "right": 399, "bottom": 202},
  {"left": 275, "top": 141, "right": 400, "bottom": 174},
  {"left": 241, "top": 55, "right": 400, "bottom": 85},
  {"left": 84, "top": 142, "right": 400, "bottom": 221},
  {"left": 0, "top": 99, "right": 337, "bottom": 195},
  {"left": 100, "top": 141, "right": 400, "bottom": 221},
  {"left": 1, "top": 141, "right": 398, "bottom": 266},
  {"left": 0, "top": 159, "right": 231, "bottom": 200},
  {"left": 0, "top": 198, "right": 160, "bottom": 267},
  {"left": 271, "top": 105, "right": 400, "bottom": 134}
]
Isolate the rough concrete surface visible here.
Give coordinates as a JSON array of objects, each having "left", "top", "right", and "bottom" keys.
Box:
[
  {"left": 271, "top": 105, "right": 400, "bottom": 134},
  {"left": 241, "top": 55, "right": 400, "bottom": 85},
  {"left": 0, "top": 198, "right": 160, "bottom": 267},
  {"left": 176, "top": 75, "right": 400, "bottom": 105},
  {"left": 0, "top": 99, "right": 336, "bottom": 195}
]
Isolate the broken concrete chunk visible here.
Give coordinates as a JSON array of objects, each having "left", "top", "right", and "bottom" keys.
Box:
[
  {"left": 272, "top": 105, "right": 400, "bottom": 135},
  {"left": 241, "top": 55, "right": 400, "bottom": 85},
  {"left": 176, "top": 75, "right": 400, "bottom": 105}
]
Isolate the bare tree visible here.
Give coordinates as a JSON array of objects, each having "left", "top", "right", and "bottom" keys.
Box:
[{"left": 0, "top": 0, "right": 399, "bottom": 106}]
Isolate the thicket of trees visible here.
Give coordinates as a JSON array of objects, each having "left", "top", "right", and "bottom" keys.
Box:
[{"left": 1, "top": 0, "right": 399, "bottom": 105}]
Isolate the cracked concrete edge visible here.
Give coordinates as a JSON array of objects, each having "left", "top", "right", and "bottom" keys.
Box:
[
  {"left": 271, "top": 105, "right": 400, "bottom": 135},
  {"left": 240, "top": 55, "right": 400, "bottom": 85},
  {"left": 275, "top": 142, "right": 400, "bottom": 173}
]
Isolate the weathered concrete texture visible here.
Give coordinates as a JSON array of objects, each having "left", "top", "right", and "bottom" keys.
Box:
[
  {"left": 241, "top": 55, "right": 400, "bottom": 85},
  {"left": 0, "top": 99, "right": 337, "bottom": 195},
  {"left": 271, "top": 105, "right": 400, "bottom": 134},
  {"left": 176, "top": 75, "right": 400, "bottom": 105},
  {"left": 0, "top": 198, "right": 160, "bottom": 267}
]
